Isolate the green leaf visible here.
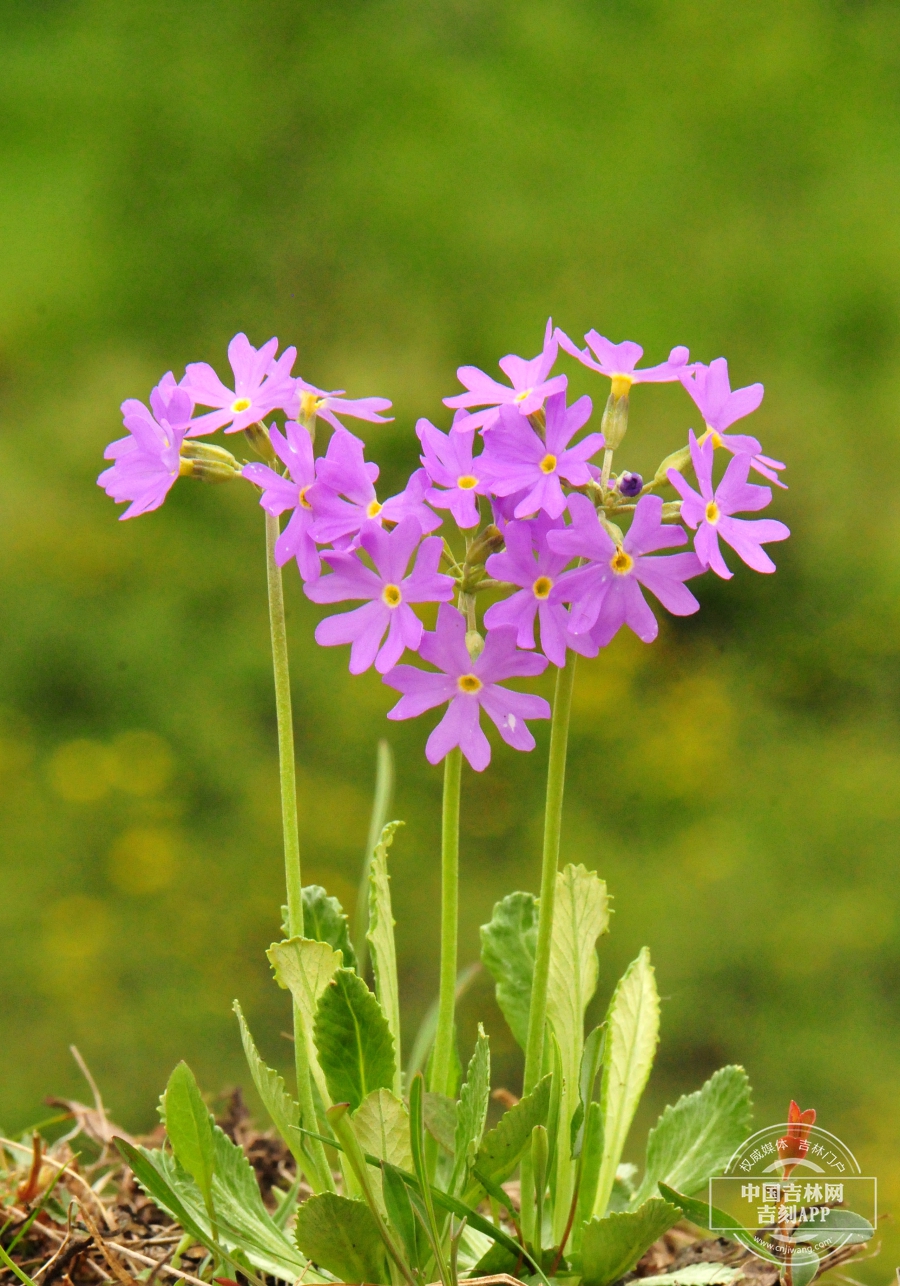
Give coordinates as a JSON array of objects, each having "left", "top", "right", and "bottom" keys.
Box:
[
  {"left": 380, "top": 1162, "right": 421, "bottom": 1271},
  {"left": 547, "top": 864, "right": 610, "bottom": 1239},
  {"left": 573, "top": 1025, "right": 606, "bottom": 1158},
  {"left": 233, "top": 1000, "right": 304, "bottom": 1168},
  {"left": 367, "top": 820, "right": 403, "bottom": 1094},
  {"left": 302, "top": 884, "right": 357, "bottom": 972},
  {"left": 638, "top": 1264, "right": 743, "bottom": 1285},
  {"left": 479, "top": 890, "right": 538, "bottom": 1049},
  {"left": 352, "top": 1089, "right": 413, "bottom": 1173},
  {"left": 580, "top": 1197, "right": 681, "bottom": 1286},
  {"left": 163, "top": 1062, "right": 216, "bottom": 1214},
  {"left": 118, "top": 1132, "right": 312, "bottom": 1282},
  {"left": 789, "top": 1248, "right": 820, "bottom": 1286},
  {"left": 574, "top": 1100, "right": 604, "bottom": 1247},
  {"left": 450, "top": 1023, "right": 491, "bottom": 1193},
  {"left": 423, "top": 1092, "right": 458, "bottom": 1154},
  {"left": 631, "top": 1066, "right": 753, "bottom": 1207},
  {"left": 314, "top": 967, "right": 396, "bottom": 1112},
  {"left": 468, "top": 1072, "right": 552, "bottom": 1193},
  {"left": 114, "top": 1138, "right": 210, "bottom": 1251},
  {"left": 593, "top": 948, "right": 660, "bottom": 1218},
  {"left": 794, "top": 1208, "right": 874, "bottom": 1246},
  {"left": 658, "top": 1182, "right": 779, "bottom": 1265},
  {"left": 267, "top": 935, "right": 342, "bottom": 1107},
  {"left": 294, "top": 1192, "right": 389, "bottom": 1284}
]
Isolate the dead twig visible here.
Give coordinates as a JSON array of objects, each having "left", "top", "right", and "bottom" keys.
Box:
[{"left": 78, "top": 1206, "right": 139, "bottom": 1286}]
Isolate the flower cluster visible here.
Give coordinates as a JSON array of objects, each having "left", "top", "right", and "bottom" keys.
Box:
[{"left": 100, "top": 323, "right": 789, "bottom": 769}]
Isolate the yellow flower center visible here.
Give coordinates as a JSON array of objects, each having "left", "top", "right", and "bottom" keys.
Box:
[
  {"left": 300, "top": 391, "right": 323, "bottom": 420},
  {"left": 610, "top": 374, "right": 633, "bottom": 399},
  {"left": 231, "top": 397, "right": 252, "bottom": 413},
  {"left": 298, "top": 485, "right": 312, "bottom": 510},
  {"left": 458, "top": 673, "right": 482, "bottom": 694},
  {"left": 367, "top": 500, "right": 383, "bottom": 518},
  {"left": 457, "top": 474, "right": 478, "bottom": 490},
  {"left": 514, "top": 387, "right": 533, "bottom": 404},
  {"left": 382, "top": 583, "right": 402, "bottom": 607},
  {"left": 532, "top": 575, "right": 553, "bottom": 599},
  {"left": 610, "top": 548, "right": 634, "bottom": 575},
  {"left": 539, "top": 453, "right": 557, "bottom": 475},
  {"left": 705, "top": 501, "right": 720, "bottom": 524}
]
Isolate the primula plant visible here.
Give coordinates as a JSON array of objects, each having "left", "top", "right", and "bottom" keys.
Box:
[{"left": 97, "top": 322, "right": 802, "bottom": 1286}]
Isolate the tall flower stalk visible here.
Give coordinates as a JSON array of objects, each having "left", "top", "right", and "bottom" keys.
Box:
[
  {"left": 264, "top": 509, "right": 334, "bottom": 1194},
  {"left": 429, "top": 746, "right": 462, "bottom": 1097},
  {"left": 519, "top": 650, "right": 578, "bottom": 1239}
]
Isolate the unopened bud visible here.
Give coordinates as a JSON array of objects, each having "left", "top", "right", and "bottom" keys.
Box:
[
  {"left": 616, "top": 471, "right": 643, "bottom": 497},
  {"left": 178, "top": 442, "right": 241, "bottom": 484},
  {"left": 465, "top": 524, "right": 504, "bottom": 568},
  {"left": 650, "top": 444, "right": 692, "bottom": 489},
  {"left": 661, "top": 501, "right": 683, "bottom": 520},
  {"left": 465, "top": 629, "right": 484, "bottom": 661},
  {"left": 600, "top": 389, "right": 629, "bottom": 450},
  {"left": 243, "top": 421, "right": 278, "bottom": 463},
  {"left": 527, "top": 408, "right": 546, "bottom": 438}
]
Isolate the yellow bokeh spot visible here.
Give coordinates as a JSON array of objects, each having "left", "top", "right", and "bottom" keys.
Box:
[
  {"left": 109, "top": 731, "right": 174, "bottom": 796},
  {"left": 47, "top": 739, "right": 115, "bottom": 802},
  {"left": 108, "top": 826, "right": 178, "bottom": 894},
  {"left": 533, "top": 575, "right": 553, "bottom": 599},
  {"left": 382, "top": 583, "right": 402, "bottom": 607},
  {"left": 367, "top": 500, "right": 383, "bottom": 518},
  {"left": 231, "top": 397, "right": 252, "bottom": 413},
  {"left": 705, "top": 501, "right": 720, "bottom": 524},
  {"left": 610, "top": 548, "right": 634, "bottom": 575},
  {"left": 457, "top": 474, "right": 478, "bottom": 490},
  {"left": 42, "top": 895, "right": 112, "bottom": 965},
  {"left": 458, "top": 673, "right": 482, "bottom": 694},
  {"left": 539, "top": 453, "right": 557, "bottom": 474}
]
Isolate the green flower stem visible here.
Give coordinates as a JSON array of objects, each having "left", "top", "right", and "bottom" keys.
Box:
[
  {"left": 519, "top": 649, "right": 578, "bottom": 1241},
  {"left": 429, "top": 746, "right": 462, "bottom": 1097},
  {"left": 264, "top": 511, "right": 334, "bottom": 1195}
]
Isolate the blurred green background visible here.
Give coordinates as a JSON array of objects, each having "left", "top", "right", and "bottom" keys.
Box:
[{"left": 1, "top": 0, "right": 897, "bottom": 1272}]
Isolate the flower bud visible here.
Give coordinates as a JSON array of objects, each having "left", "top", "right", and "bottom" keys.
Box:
[
  {"left": 178, "top": 441, "right": 241, "bottom": 483},
  {"left": 661, "top": 501, "right": 683, "bottom": 520},
  {"left": 465, "top": 629, "right": 484, "bottom": 661},
  {"left": 651, "top": 444, "right": 691, "bottom": 488},
  {"left": 600, "top": 388, "right": 629, "bottom": 450},
  {"left": 616, "top": 471, "right": 643, "bottom": 497},
  {"left": 465, "top": 524, "right": 504, "bottom": 568},
  {"left": 243, "top": 421, "right": 278, "bottom": 463}
]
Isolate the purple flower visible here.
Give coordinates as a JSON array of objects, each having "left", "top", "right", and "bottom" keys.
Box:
[
  {"left": 383, "top": 604, "right": 551, "bottom": 771},
  {"left": 98, "top": 375, "right": 194, "bottom": 519},
  {"left": 308, "top": 429, "right": 441, "bottom": 547},
  {"left": 443, "top": 320, "right": 567, "bottom": 432},
  {"left": 667, "top": 431, "right": 790, "bottom": 579},
  {"left": 483, "top": 515, "right": 579, "bottom": 666},
  {"left": 290, "top": 377, "right": 393, "bottom": 431},
  {"left": 304, "top": 518, "right": 453, "bottom": 674},
  {"left": 480, "top": 392, "right": 602, "bottom": 519},
  {"left": 547, "top": 493, "right": 703, "bottom": 646},
  {"left": 679, "top": 358, "right": 786, "bottom": 487},
  {"left": 182, "top": 333, "right": 297, "bottom": 435},
  {"left": 242, "top": 421, "right": 322, "bottom": 581},
  {"left": 556, "top": 330, "right": 690, "bottom": 395},
  {"left": 417, "top": 413, "right": 490, "bottom": 529}
]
